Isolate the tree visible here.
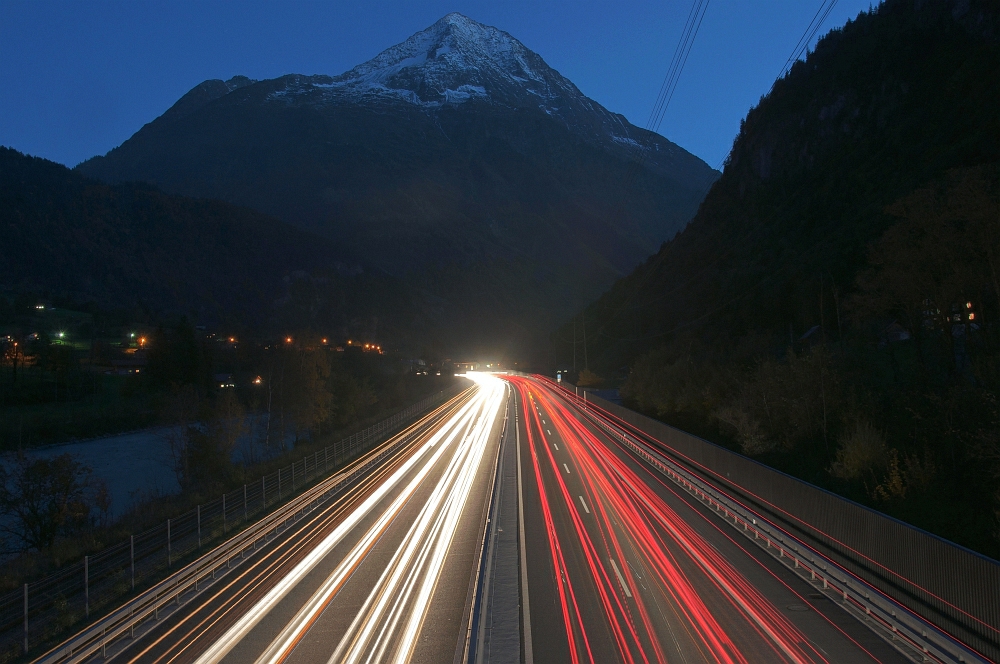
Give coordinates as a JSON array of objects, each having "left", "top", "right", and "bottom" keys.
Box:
[
  {"left": 852, "top": 166, "right": 1000, "bottom": 380},
  {"left": 276, "top": 348, "right": 334, "bottom": 441},
  {"left": 328, "top": 369, "right": 377, "bottom": 429},
  {"left": 576, "top": 368, "right": 602, "bottom": 387},
  {"left": 187, "top": 389, "right": 248, "bottom": 486},
  {"left": 146, "top": 319, "right": 209, "bottom": 389},
  {"left": 160, "top": 385, "right": 202, "bottom": 489},
  {"left": 0, "top": 453, "right": 107, "bottom": 551}
]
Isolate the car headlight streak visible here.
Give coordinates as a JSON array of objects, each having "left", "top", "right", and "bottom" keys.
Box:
[{"left": 195, "top": 373, "right": 505, "bottom": 664}]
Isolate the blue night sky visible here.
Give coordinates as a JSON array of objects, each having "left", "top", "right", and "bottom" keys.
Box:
[{"left": 1, "top": 1, "right": 875, "bottom": 169}]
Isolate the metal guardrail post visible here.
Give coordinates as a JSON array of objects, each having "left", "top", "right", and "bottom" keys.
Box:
[{"left": 197, "top": 505, "right": 201, "bottom": 549}]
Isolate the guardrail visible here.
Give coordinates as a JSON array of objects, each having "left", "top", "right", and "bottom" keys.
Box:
[
  {"left": 4, "top": 384, "right": 466, "bottom": 663},
  {"left": 463, "top": 392, "right": 510, "bottom": 663},
  {"left": 34, "top": 384, "right": 472, "bottom": 664},
  {"left": 552, "top": 379, "right": 996, "bottom": 664}
]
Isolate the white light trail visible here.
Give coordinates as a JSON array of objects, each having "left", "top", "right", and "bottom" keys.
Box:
[
  {"left": 194, "top": 380, "right": 497, "bottom": 664},
  {"left": 328, "top": 374, "right": 504, "bottom": 664},
  {"left": 203, "top": 373, "right": 505, "bottom": 664}
]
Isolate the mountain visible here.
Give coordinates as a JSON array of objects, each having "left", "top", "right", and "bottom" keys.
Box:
[
  {"left": 565, "top": 0, "right": 1000, "bottom": 557},
  {"left": 76, "top": 13, "right": 718, "bottom": 359},
  {"left": 571, "top": 0, "right": 999, "bottom": 372},
  {"left": 0, "top": 147, "right": 403, "bottom": 334}
]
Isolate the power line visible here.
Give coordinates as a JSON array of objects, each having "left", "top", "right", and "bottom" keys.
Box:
[
  {"left": 646, "top": 0, "right": 712, "bottom": 136},
  {"left": 610, "top": 0, "right": 712, "bottom": 206},
  {"left": 563, "top": 0, "right": 848, "bottom": 355},
  {"left": 579, "top": 0, "right": 713, "bottom": 340},
  {"left": 777, "top": 0, "right": 840, "bottom": 82}
]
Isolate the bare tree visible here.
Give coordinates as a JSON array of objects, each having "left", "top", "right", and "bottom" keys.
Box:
[
  {"left": 0, "top": 453, "right": 108, "bottom": 552},
  {"left": 160, "top": 385, "right": 201, "bottom": 488},
  {"left": 212, "top": 390, "right": 248, "bottom": 466}
]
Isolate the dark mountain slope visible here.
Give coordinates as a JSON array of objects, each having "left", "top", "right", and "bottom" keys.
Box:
[
  {"left": 574, "top": 0, "right": 999, "bottom": 369},
  {"left": 566, "top": 0, "right": 1000, "bottom": 557},
  {"left": 0, "top": 147, "right": 390, "bottom": 331},
  {"left": 76, "top": 13, "right": 718, "bottom": 358}
]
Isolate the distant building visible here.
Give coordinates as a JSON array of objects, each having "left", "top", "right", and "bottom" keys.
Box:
[
  {"left": 106, "top": 351, "right": 147, "bottom": 375},
  {"left": 214, "top": 373, "right": 236, "bottom": 388}
]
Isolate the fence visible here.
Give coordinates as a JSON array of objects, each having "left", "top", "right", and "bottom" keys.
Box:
[
  {"left": 0, "top": 385, "right": 463, "bottom": 662},
  {"left": 564, "top": 383, "right": 1000, "bottom": 662}
]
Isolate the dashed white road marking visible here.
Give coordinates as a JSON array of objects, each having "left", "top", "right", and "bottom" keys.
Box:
[
  {"left": 578, "top": 496, "right": 590, "bottom": 514},
  {"left": 610, "top": 558, "right": 632, "bottom": 598}
]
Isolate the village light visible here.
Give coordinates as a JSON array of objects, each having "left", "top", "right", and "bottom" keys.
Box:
[
  {"left": 969, "top": 313, "right": 976, "bottom": 321},
  {"left": 285, "top": 336, "right": 293, "bottom": 343}
]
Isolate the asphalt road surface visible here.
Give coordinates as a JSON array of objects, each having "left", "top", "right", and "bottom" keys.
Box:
[
  {"left": 506, "top": 374, "right": 910, "bottom": 664},
  {"left": 113, "top": 374, "right": 506, "bottom": 664},
  {"left": 94, "top": 371, "right": 912, "bottom": 664}
]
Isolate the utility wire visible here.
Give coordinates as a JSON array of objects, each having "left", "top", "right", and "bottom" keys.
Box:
[
  {"left": 561, "top": 0, "right": 712, "bottom": 355},
  {"left": 569, "top": 0, "right": 847, "bottom": 352},
  {"left": 647, "top": 0, "right": 712, "bottom": 136},
  {"left": 572, "top": 0, "right": 711, "bottom": 350},
  {"left": 612, "top": 0, "right": 712, "bottom": 203},
  {"left": 777, "top": 0, "right": 839, "bottom": 82}
]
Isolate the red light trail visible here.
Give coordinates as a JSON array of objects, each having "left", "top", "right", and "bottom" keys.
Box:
[{"left": 507, "top": 375, "right": 834, "bottom": 663}]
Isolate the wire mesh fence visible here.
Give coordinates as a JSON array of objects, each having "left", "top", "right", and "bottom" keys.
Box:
[
  {"left": 575, "top": 387, "right": 1000, "bottom": 663},
  {"left": 0, "top": 385, "right": 463, "bottom": 662}
]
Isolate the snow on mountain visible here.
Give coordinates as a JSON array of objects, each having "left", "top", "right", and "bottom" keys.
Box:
[
  {"left": 264, "top": 13, "right": 676, "bottom": 161},
  {"left": 324, "top": 12, "right": 576, "bottom": 106}
]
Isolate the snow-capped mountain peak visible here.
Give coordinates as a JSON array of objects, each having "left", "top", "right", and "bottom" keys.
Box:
[
  {"left": 305, "top": 12, "right": 580, "bottom": 109},
  {"left": 234, "top": 14, "right": 690, "bottom": 171},
  {"left": 260, "top": 13, "right": 591, "bottom": 113}
]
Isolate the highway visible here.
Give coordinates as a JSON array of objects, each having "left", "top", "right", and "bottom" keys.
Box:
[
  {"left": 80, "top": 372, "right": 917, "bottom": 664},
  {"left": 112, "top": 373, "right": 506, "bottom": 664},
  {"left": 506, "top": 375, "right": 909, "bottom": 664}
]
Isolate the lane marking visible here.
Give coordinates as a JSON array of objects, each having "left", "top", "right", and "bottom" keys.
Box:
[
  {"left": 553, "top": 443, "right": 558, "bottom": 451},
  {"left": 610, "top": 558, "right": 632, "bottom": 598},
  {"left": 546, "top": 429, "right": 552, "bottom": 435},
  {"left": 578, "top": 496, "right": 590, "bottom": 514},
  {"left": 563, "top": 463, "right": 570, "bottom": 474},
  {"left": 196, "top": 387, "right": 493, "bottom": 664}
]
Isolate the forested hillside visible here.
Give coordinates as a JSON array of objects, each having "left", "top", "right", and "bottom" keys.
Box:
[
  {"left": 564, "top": 0, "right": 1000, "bottom": 556},
  {"left": 0, "top": 147, "right": 408, "bottom": 338}
]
